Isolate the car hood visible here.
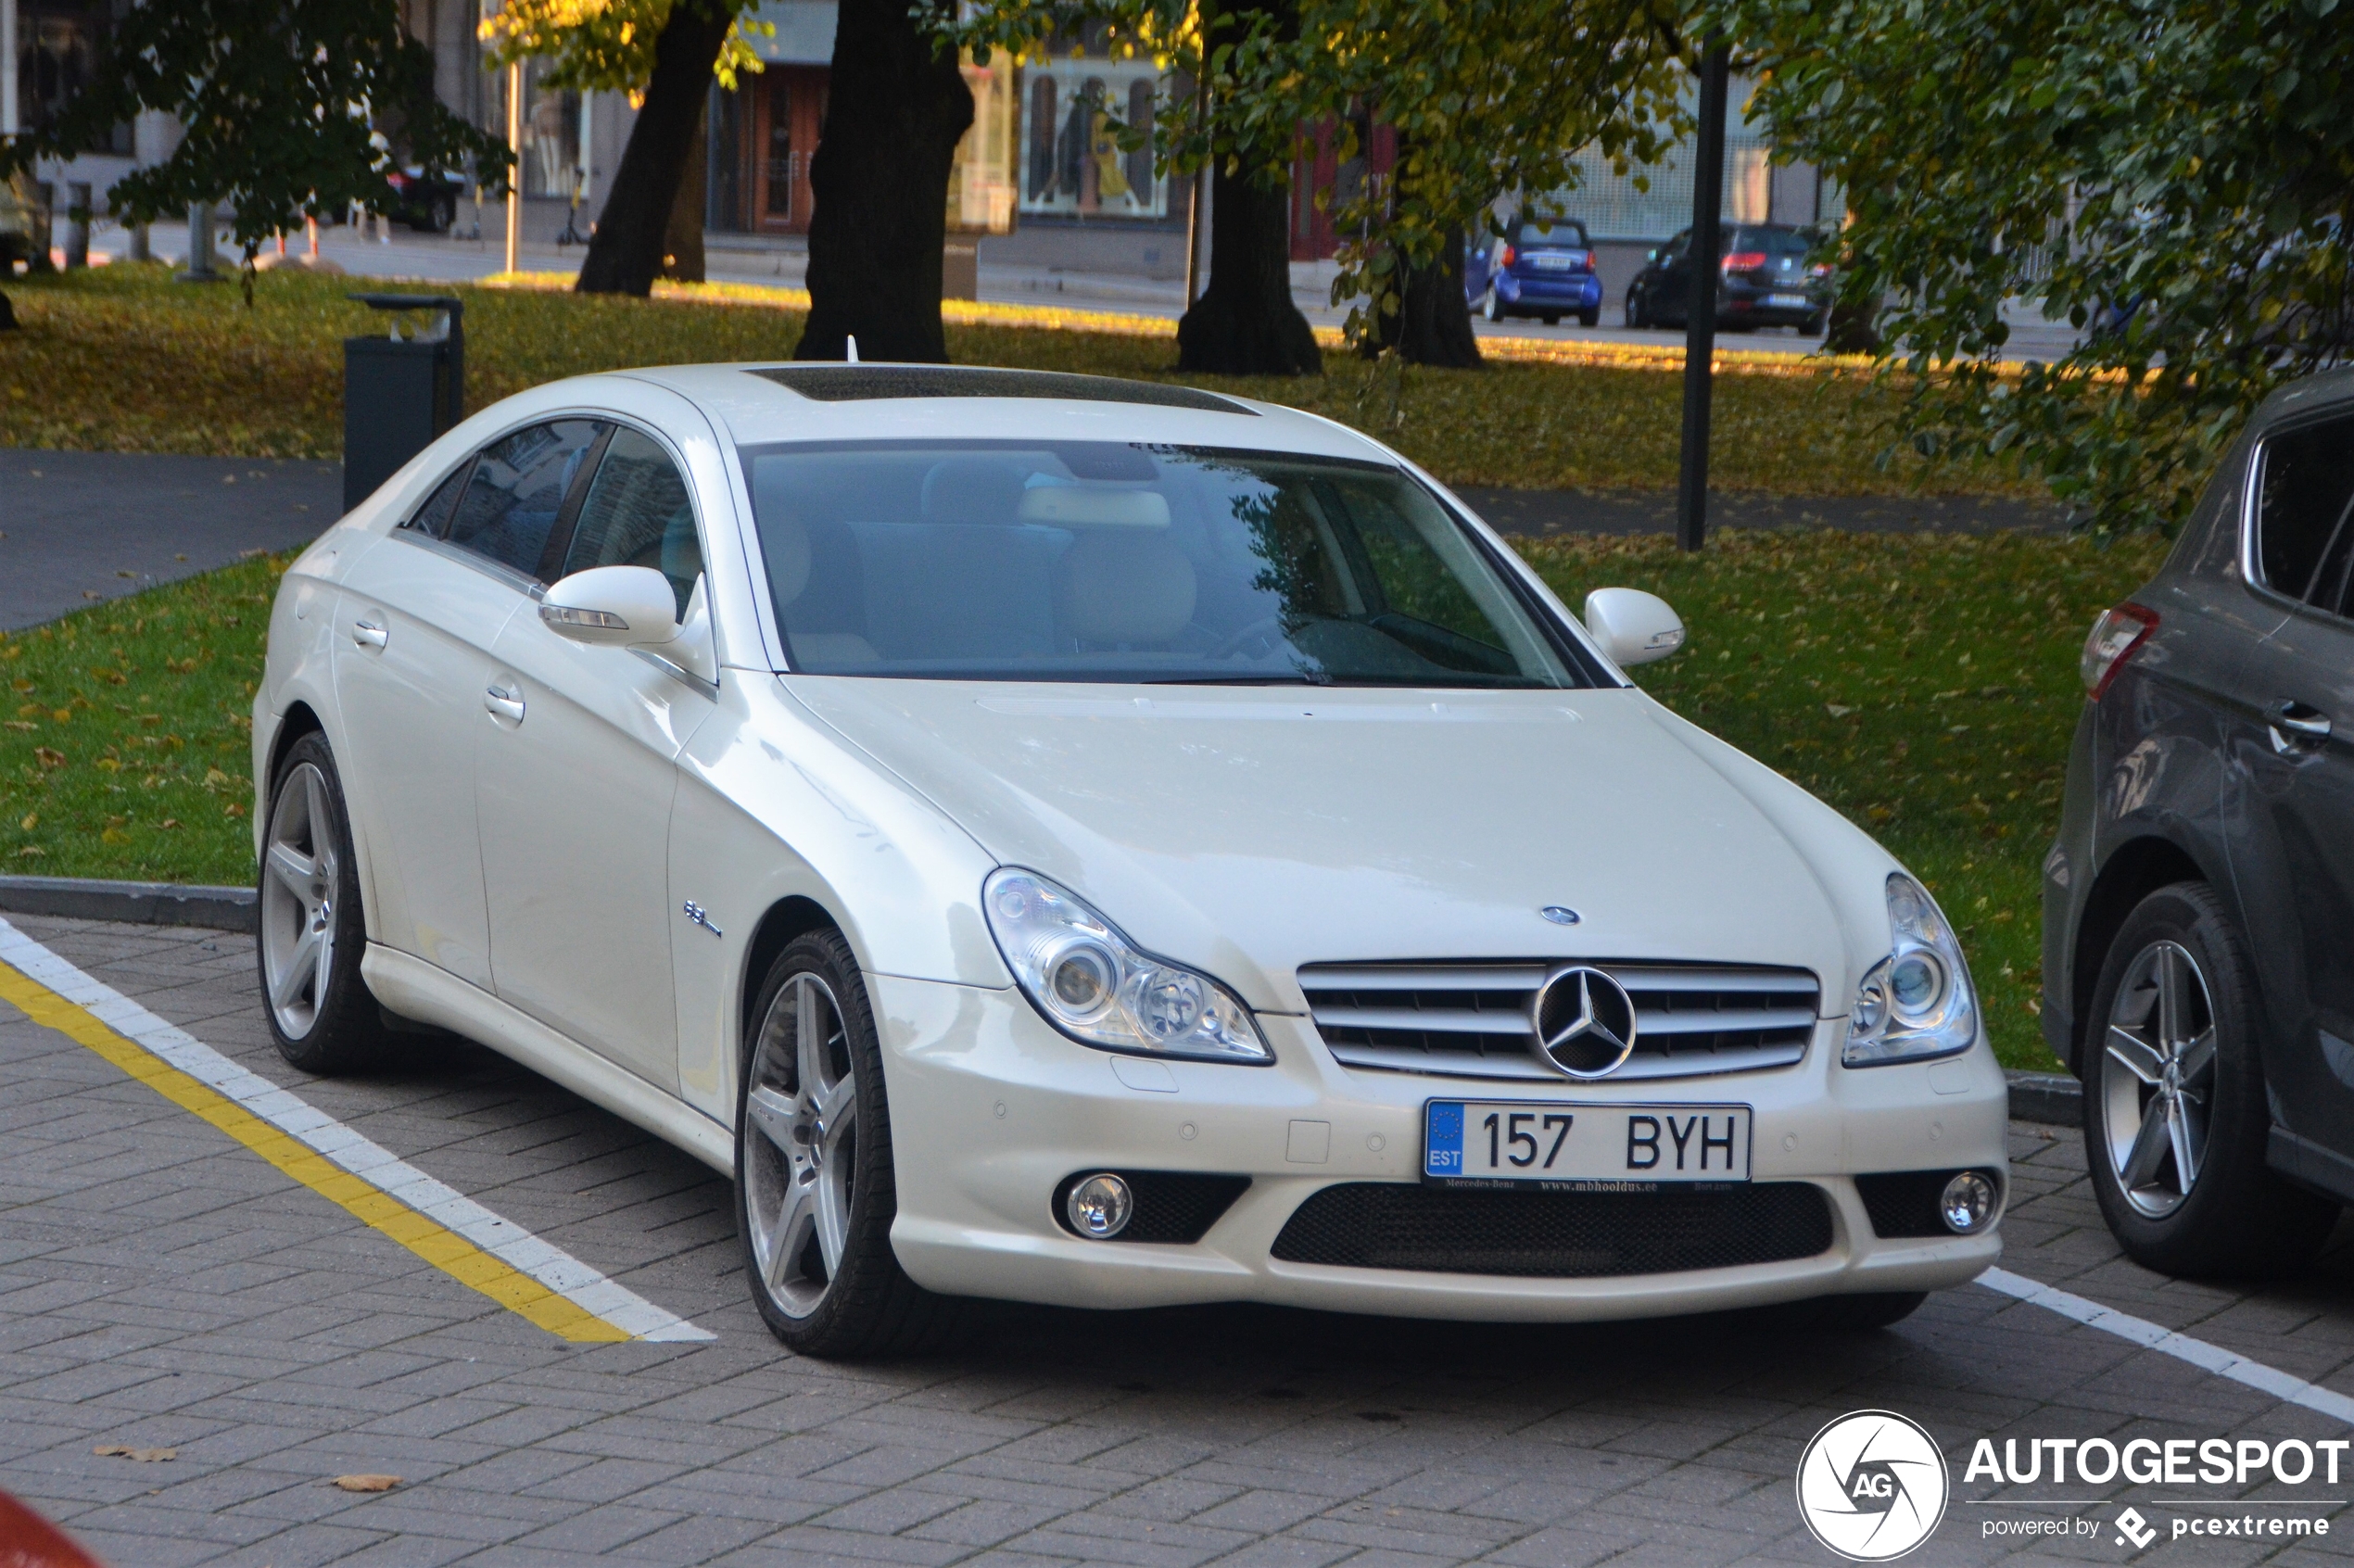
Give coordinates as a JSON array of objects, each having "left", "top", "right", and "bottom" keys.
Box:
[{"left": 783, "top": 678, "right": 1863, "bottom": 1013}]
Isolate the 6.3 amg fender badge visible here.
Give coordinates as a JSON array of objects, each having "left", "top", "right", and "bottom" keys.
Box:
[{"left": 1529, "top": 965, "right": 1638, "bottom": 1078}]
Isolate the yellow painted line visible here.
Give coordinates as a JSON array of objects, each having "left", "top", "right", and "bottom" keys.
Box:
[{"left": 0, "top": 918, "right": 711, "bottom": 1343}]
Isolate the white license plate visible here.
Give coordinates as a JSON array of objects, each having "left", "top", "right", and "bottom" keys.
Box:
[
  {"left": 1766, "top": 292, "right": 1809, "bottom": 307},
  {"left": 1526, "top": 252, "right": 1579, "bottom": 271},
  {"left": 1424, "top": 1101, "right": 1753, "bottom": 1186}
]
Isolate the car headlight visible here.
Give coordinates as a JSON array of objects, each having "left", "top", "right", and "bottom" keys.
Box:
[
  {"left": 982, "top": 868, "right": 1272, "bottom": 1065},
  {"left": 1842, "top": 872, "right": 1978, "bottom": 1067}
]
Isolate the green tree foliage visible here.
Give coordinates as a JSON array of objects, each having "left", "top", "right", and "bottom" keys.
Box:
[
  {"left": 1733, "top": 0, "right": 2354, "bottom": 529},
  {"left": 0, "top": 0, "right": 508, "bottom": 276},
  {"left": 954, "top": 0, "right": 1688, "bottom": 362}
]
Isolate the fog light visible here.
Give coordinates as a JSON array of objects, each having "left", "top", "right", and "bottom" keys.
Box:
[
  {"left": 1941, "top": 1170, "right": 1997, "bottom": 1233},
  {"left": 1066, "top": 1173, "right": 1133, "bottom": 1239}
]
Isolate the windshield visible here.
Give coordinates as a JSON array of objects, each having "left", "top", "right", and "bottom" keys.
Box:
[{"left": 744, "top": 441, "right": 1588, "bottom": 688}]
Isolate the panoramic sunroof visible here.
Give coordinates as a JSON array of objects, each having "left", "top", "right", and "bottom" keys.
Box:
[{"left": 746, "top": 364, "right": 1257, "bottom": 415}]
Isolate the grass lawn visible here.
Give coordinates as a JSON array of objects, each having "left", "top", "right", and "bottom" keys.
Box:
[
  {"left": 0, "top": 262, "right": 2043, "bottom": 498},
  {"left": 1, "top": 529, "right": 2169, "bottom": 1072}
]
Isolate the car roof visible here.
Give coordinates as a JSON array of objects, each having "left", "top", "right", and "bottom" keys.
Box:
[{"left": 618, "top": 362, "right": 1391, "bottom": 462}]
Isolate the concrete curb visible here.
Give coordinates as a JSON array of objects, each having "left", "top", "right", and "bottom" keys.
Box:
[
  {"left": 0, "top": 876, "right": 256, "bottom": 933},
  {"left": 2006, "top": 1069, "right": 2082, "bottom": 1127}
]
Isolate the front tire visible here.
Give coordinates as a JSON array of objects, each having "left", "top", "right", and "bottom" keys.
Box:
[
  {"left": 2082, "top": 881, "right": 2335, "bottom": 1276},
  {"left": 258, "top": 733, "right": 390, "bottom": 1075},
  {"left": 735, "top": 929, "right": 967, "bottom": 1358},
  {"left": 1625, "top": 287, "right": 1647, "bottom": 329}
]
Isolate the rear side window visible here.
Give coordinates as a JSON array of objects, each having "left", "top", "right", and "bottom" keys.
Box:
[
  {"left": 402, "top": 462, "right": 470, "bottom": 537},
  {"left": 1731, "top": 227, "right": 1813, "bottom": 257},
  {"left": 2258, "top": 414, "right": 2354, "bottom": 617},
  {"left": 445, "top": 420, "right": 605, "bottom": 582},
  {"left": 562, "top": 427, "right": 704, "bottom": 618}
]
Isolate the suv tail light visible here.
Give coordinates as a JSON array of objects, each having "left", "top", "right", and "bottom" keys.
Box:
[
  {"left": 2082, "top": 602, "right": 2158, "bottom": 697},
  {"left": 1723, "top": 251, "right": 1767, "bottom": 272}
]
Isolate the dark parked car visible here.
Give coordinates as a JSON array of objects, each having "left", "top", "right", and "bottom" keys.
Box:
[
  {"left": 2044, "top": 367, "right": 2354, "bottom": 1275},
  {"left": 384, "top": 167, "right": 465, "bottom": 234},
  {"left": 1624, "top": 223, "right": 1829, "bottom": 334},
  {"left": 1465, "top": 218, "right": 1601, "bottom": 327}
]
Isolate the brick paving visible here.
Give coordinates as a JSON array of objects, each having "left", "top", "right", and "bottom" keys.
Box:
[{"left": 5, "top": 913, "right": 2354, "bottom": 1566}]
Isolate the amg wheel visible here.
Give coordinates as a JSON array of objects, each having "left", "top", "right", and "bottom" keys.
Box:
[
  {"left": 2083, "top": 881, "right": 2335, "bottom": 1275},
  {"left": 258, "top": 732, "right": 390, "bottom": 1074},
  {"left": 735, "top": 929, "right": 967, "bottom": 1358}
]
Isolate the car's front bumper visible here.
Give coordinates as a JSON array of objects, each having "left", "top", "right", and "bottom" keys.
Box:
[{"left": 876, "top": 974, "right": 2006, "bottom": 1319}]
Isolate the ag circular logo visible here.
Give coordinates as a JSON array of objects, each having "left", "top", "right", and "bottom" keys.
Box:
[{"left": 1794, "top": 1410, "right": 1948, "bottom": 1561}]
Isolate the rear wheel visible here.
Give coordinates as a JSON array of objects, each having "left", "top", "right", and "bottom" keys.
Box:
[
  {"left": 735, "top": 929, "right": 968, "bottom": 1358},
  {"left": 1625, "top": 287, "right": 1647, "bottom": 328},
  {"left": 1803, "top": 310, "right": 1828, "bottom": 336},
  {"left": 1482, "top": 286, "right": 1504, "bottom": 322},
  {"left": 1540, "top": 311, "right": 1562, "bottom": 325},
  {"left": 258, "top": 733, "right": 390, "bottom": 1075},
  {"left": 1578, "top": 308, "right": 1600, "bottom": 328},
  {"left": 2083, "top": 881, "right": 2335, "bottom": 1275}
]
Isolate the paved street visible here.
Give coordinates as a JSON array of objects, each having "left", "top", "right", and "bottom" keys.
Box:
[
  {"left": 6, "top": 914, "right": 2354, "bottom": 1566},
  {"left": 0, "top": 451, "right": 342, "bottom": 631}
]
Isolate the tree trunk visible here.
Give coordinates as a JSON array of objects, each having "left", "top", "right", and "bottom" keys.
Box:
[
  {"left": 794, "top": 0, "right": 973, "bottom": 362},
  {"left": 576, "top": 0, "right": 733, "bottom": 297},
  {"left": 660, "top": 116, "right": 708, "bottom": 283},
  {"left": 1824, "top": 297, "right": 1880, "bottom": 355},
  {"left": 1176, "top": 155, "right": 1322, "bottom": 375},
  {"left": 0, "top": 292, "right": 16, "bottom": 332},
  {"left": 1364, "top": 223, "right": 1481, "bottom": 368}
]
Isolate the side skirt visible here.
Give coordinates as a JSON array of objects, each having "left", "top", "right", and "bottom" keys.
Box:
[
  {"left": 362, "top": 943, "right": 735, "bottom": 1175},
  {"left": 2267, "top": 1125, "right": 2354, "bottom": 1207}
]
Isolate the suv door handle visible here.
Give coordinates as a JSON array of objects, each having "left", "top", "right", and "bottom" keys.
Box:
[
  {"left": 352, "top": 618, "right": 388, "bottom": 650},
  {"left": 2271, "top": 700, "right": 2332, "bottom": 749},
  {"left": 485, "top": 682, "right": 525, "bottom": 725}
]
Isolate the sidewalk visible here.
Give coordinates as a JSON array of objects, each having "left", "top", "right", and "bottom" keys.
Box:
[{"left": 0, "top": 450, "right": 339, "bottom": 631}]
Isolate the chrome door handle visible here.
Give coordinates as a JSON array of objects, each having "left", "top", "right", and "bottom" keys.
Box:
[
  {"left": 484, "top": 683, "right": 525, "bottom": 725},
  {"left": 351, "top": 618, "right": 388, "bottom": 650},
  {"left": 2273, "top": 701, "right": 2333, "bottom": 741}
]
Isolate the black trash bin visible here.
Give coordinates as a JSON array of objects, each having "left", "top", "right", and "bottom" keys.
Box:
[{"left": 343, "top": 294, "right": 465, "bottom": 512}]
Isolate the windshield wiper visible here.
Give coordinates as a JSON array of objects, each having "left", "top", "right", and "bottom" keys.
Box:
[{"left": 1141, "top": 673, "right": 1331, "bottom": 686}]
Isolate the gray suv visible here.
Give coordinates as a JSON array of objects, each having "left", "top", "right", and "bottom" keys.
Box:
[{"left": 2045, "top": 367, "right": 2354, "bottom": 1275}]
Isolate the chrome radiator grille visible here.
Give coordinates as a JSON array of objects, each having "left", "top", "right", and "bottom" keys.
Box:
[{"left": 1297, "top": 961, "right": 1820, "bottom": 1081}]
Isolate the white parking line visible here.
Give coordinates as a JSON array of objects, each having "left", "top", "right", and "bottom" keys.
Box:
[
  {"left": 1981, "top": 1267, "right": 2354, "bottom": 1423},
  {"left": 0, "top": 917, "right": 714, "bottom": 1344}
]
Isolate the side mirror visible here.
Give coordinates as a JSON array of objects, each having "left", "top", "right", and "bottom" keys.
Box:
[
  {"left": 539, "top": 565, "right": 681, "bottom": 649},
  {"left": 1584, "top": 587, "right": 1687, "bottom": 666}
]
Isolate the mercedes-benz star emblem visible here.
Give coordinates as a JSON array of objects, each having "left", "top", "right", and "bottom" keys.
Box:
[
  {"left": 1530, "top": 965, "right": 1639, "bottom": 1078},
  {"left": 1539, "top": 905, "right": 1581, "bottom": 926}
]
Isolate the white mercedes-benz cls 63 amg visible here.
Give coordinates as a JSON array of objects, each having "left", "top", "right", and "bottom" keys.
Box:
[{"left": 253, "top": 362, "right": 2006, "bottom": 1356}]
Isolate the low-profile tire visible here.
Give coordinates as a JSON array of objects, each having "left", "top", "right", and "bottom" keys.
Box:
[
  {"left": 258, "top": 732, "right": 391, "bottom": 1075},
  {"left": 1625, "top": 288, "right": 1646, "bottom": 329},
  {"left": 2082, "top": 880, "right": 2336, "bottom": 1277},
  {"left": 735, "top": 929, "right": 968, "bottom": 1358}
]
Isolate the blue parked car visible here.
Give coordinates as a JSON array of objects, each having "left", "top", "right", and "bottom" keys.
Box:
[{"left": 1466, "top": 218, "right": 1602, "bottom": 327}]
